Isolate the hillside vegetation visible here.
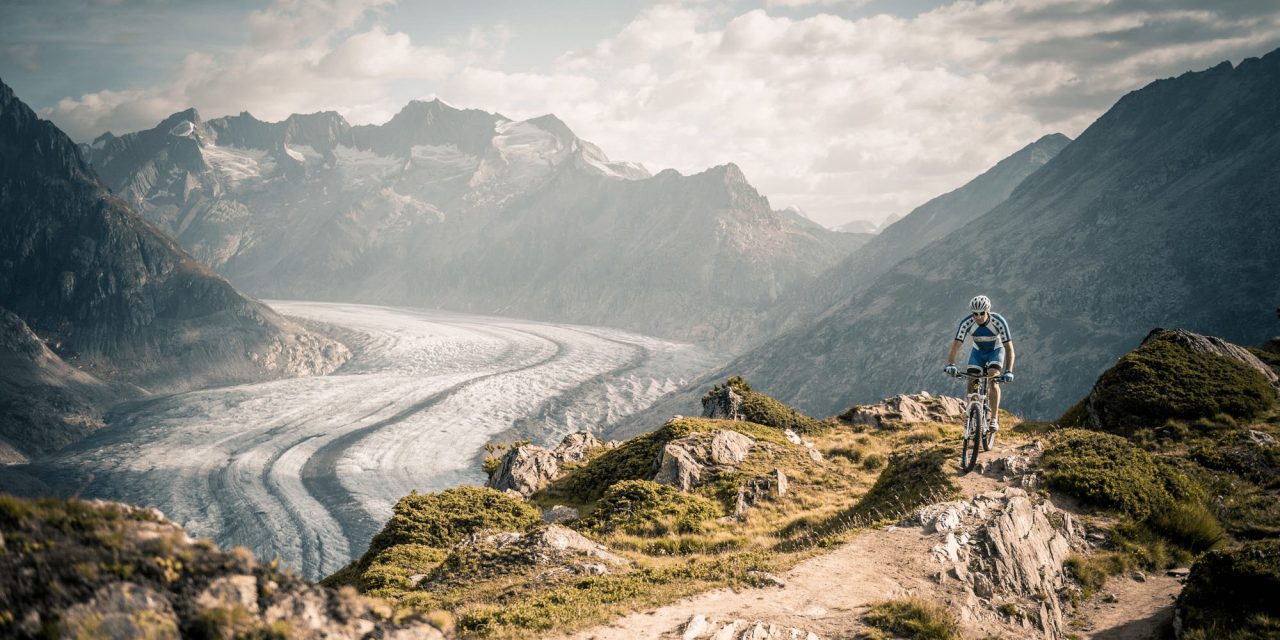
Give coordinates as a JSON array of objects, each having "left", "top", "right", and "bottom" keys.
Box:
[
  {"left": 327, "top": 383, "right": 963, "bottom": 637},
  {"left": 1049, "top": 331, "right": 1280, "bottom": 638}
]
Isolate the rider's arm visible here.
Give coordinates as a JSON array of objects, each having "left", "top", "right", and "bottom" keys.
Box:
[
  {"left": 947, "top": 339, "right": 962, "bottom": 365},
  {"left": 1003, "top": 341, "right": 1016, "bottom": 372}
]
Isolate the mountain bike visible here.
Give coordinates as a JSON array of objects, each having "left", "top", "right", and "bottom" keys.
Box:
[{"left": 953, "top": 370, "right": 1003, "bottom": 473}]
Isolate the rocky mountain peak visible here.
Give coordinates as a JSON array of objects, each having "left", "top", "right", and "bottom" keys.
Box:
[
  {"left": 0, "top": 77, "right": 94, "bottom": 182},
  {"left": 526, "top": 113, "right": 577, "bottom": 146}
]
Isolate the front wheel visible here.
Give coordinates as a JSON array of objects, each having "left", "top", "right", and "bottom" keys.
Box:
[
  {"left": 961, "top": 405, "right": 982, "bottom": 473},
  {"left": 981, "top": 404, "right": 996, "bottom": 452}
]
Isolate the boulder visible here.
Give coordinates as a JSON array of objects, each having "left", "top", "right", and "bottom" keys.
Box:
[
  {"left": 542, "top": 504, "right": 580, "bottom": 524},
  {"left": 840, "top": 393, "right": 967, "bottom": 429},
  {"left": 654, "top": 430, "right": 757, "bottom": 492},
  {"left": 553, "top": 431, "right": 602, "bottom": 463},
  {"left": 702, "top": 385, "right": 745, "bottom": 421},
  {"left": 58, "top": 582, "right": 179, "bottom": 640},
  {"left": 486, "top": 444, "right": 560, "bottom": 497}
]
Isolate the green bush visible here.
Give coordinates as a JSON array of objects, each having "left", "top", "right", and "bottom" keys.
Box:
[
  {"left": 1041, "top": 429, "right": 1176, "bottom": 520},
  {"left": 1082, "top": 332, "right": 1275, "bottom": 434},
  {"left": 706, "top": 377, "right": 829, "bottom": 435},
  {"left": 1178, "top": 539, "right": 1280, "bottom": 639},
  {"left": 1248, "top": 347, "right": 1280, "bottom": 376},
  {"left": 781, "top": 445, "right": 958, "bottom": 550},
  {"left": 359, "top": 544, "right": 450, "bottom": 592},
  {"left": 1148, "top": 503, "right": 1225, "bottom": 553},
  {"left": 581, "top": 480, "right": 720, "bottom": 536},
  {"left": 363, "top": 487, "right": 540, "bottom": 559},
  {"left": 863, "top": 598, "right": 960, "bottom": 640},
  {"left": 853, "top": 446, "right": 958, "bottom": 521},
  {"left": 1064, "top": 553, "right": 1129, "bottom": 600}
]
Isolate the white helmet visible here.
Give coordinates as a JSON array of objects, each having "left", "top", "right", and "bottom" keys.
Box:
[{"left": 969, "top": 295, "right": 992, "bottom": 313}]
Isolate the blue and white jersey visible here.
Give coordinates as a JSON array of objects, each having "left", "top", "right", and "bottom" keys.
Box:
[{"left": 955, "top": 312, "right": 1013, "bottom": 352}]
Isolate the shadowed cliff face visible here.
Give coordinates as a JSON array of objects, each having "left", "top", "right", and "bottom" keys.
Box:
[
  {"left": 84, "top": 100, "right": 862, "bottom": 349},
  {"left": 0, "top": 79, "right": 349, "bottom": 399},
  {"left": 696, "top": 49, "right": 1280, "bottom": 419}
]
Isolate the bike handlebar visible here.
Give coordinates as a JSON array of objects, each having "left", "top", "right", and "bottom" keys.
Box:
[{"left": 952, "top": 371, "right": 1004, "bottom": 380}]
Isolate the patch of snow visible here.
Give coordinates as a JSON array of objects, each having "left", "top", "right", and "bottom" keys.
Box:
[
  {"left": 333, "top": 144, "right": 402, "bottom": 189},
  {"left": 283, "top": 144, "right": 306, "bottom": 163},
  {"left": 202, "top": 143, "right": 276, "bottom": 187},
  {"left": 169, "top": 120, "right": 195, "bottom": 137}
]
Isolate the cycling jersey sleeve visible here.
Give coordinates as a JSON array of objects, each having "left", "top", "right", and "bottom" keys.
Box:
[
  {"left": 992, "top": 313, "right": 1013, "bottom": 343},
  {"left": 955, "top": 316, "right": 974, "bottom": 341}
]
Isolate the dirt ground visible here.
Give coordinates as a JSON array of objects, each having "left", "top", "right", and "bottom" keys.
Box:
[{"left": 557, "top": 438, "right": 1183, "bottom": 640}]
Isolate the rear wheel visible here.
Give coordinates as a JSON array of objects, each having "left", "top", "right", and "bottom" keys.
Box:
[{"left": 961, "top": 404, "right": 982, "bottom": 473}]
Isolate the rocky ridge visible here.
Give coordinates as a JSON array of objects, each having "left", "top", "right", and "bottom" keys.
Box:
[
  {"left": 0, "top": 495, "right": 448, "bottom": 639},
  {"left": 84, "top": 100, "right": 863, "bottom": 347},
  {"left": 0, "top": 78, "right": 350, "bottom": 456},
  {"left": 686, "top": 48, "right": 1280, "bottom": 420}
]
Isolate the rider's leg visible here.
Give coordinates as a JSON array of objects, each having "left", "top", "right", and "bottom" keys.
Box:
[{"left": 990, "top": 379, "right": 1001, "bottom": 422}]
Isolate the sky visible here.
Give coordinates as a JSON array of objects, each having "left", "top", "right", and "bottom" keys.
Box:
[{"left": 3, "top": 0, "right": 1279, "bottom": 227}]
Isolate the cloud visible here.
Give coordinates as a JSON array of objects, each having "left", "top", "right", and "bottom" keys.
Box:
[
  {"left": 494, "top": 0, "right": 1280, "bottom": 225},
  {"left": 40, "top": 0, "right": 470, "bottom": 139},
  {"left": 32, "top": 0, "right": 1280, "bottom": 227}
]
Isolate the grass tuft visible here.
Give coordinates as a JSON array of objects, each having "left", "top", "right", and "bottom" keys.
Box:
[{"left": 863, "top": 598, "right": 960, "bottom": 640}]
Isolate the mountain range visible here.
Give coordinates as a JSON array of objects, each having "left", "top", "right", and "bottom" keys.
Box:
[
  {"left": 712, "top": 49, "right": 1280, "bottom": 419},
  {"left": 85, "top": 100, "right": 864, "bottom": 347},
  {"left": 0, "top": 79, "right": 348, "bottom": 461}
]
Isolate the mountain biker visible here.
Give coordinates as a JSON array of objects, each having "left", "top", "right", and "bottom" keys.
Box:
[{"left": 944, "top": 295, "right": 1016, "bottom": 432}]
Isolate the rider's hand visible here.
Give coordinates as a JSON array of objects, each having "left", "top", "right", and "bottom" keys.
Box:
[
  {"left": 1001, "top": 372, "right": 1014, "bottom": 383},
  {"left": 944, "top": 364, "right": 957, "bottom": 377}
]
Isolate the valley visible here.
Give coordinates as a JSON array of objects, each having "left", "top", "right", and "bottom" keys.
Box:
[{"left": 25, "top": 302, "right": 722, "bottom": 580}]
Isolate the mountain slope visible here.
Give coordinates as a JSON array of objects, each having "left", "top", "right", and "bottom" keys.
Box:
[
  {"left": 0, "top": 78, "right": 348, "bottom": 400},
  {"left": 724, "top": 50, "right": 1280, "bottom": 418},
  {"left": 0, "top": 309, "right": 115, "bottom": 463},
  {"left": 85, "top": 101, "right": 861, "bottom": 347}
]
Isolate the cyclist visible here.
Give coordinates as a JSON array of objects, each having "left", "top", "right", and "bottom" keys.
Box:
[{"left": 944, "top": 295, "right": 1016, "bottom": 432}]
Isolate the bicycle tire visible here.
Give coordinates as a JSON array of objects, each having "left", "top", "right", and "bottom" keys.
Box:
[{"left": 961, "top": 404, "right": 981, "bottom": 473}]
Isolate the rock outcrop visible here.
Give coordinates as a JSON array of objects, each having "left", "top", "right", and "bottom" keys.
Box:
[
  {"left": 434, "top": 525, "right": 629, "bottom": 585},
  {"left": 839, "top": 393, "right": 967, "bottom": 429},
  {"left": 679, "top": 615, "right": 820, "bottom": 640},
  {"left": 1145, "top": 328, "right": 1280, "bottom": 389},
  {"left": 734, "top": 469, "right": 789, "bottom": 517},
  {"left": 912, "top": 487, "right": 1084, "bottom": 640},
  {"left": 487, "top": 431, "right": 606, "bottom": 497},
  {"left": 654, "top": 430, "right": 756, "bottom": 492},
  {"left": 487, "top": 445, "right": 561, "bottom": 497},
  {"left": 702, "top": 385, "right": 745, "bottom": 421},
  {"left": 0, "top": 496, "right": 448, "bottom": 639},
  {"left": 553, "top": 431, "right": 604, "bottom": 462}
]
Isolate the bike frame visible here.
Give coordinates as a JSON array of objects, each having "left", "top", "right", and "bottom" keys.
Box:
[{"left": 954, "top": 370, "right": 1002, "bottom": 471}]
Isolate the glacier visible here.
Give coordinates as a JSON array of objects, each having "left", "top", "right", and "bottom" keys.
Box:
[{"left": 31, "top": 302, "right": 722, "bottom": 579}]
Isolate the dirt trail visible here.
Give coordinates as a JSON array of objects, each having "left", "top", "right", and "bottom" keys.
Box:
[{"left": 561, "top": 438, "right": 1183, "bottom": 640}]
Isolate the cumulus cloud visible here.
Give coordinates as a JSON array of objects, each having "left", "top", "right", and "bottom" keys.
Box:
[
  {"left": 478, "top": 0, "right": 1280, "bottom": 225},
  {"left": 33, "top": 0, "right": 1280, "bottom": 226},
  {"left": 41, "top": 0, "right": 464, "bottom": 139}
]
